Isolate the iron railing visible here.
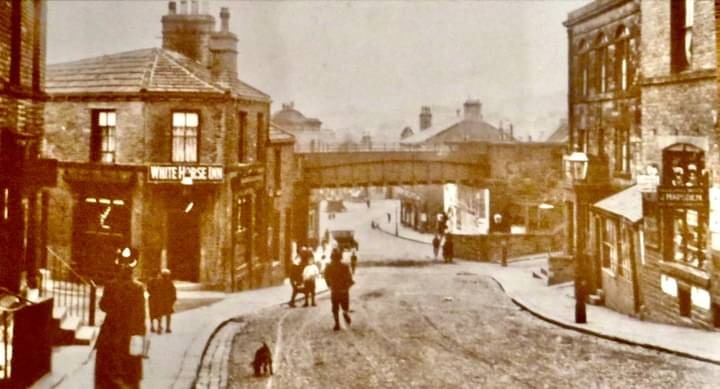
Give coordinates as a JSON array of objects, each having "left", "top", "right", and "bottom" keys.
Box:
[
  {"left": 40, "top": 247, "right": 97, "bottom": 327},
  {"left": 0, "top": 288, "right": 33, "bottom": 381}
]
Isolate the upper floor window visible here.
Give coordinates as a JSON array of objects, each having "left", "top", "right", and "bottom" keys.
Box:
[
  {"left": 594, "top": 34, "right": 609, "bottom": 94},
  {"left": 91, "top": 110, "right": 116, "bottom": 163},
  {"left": 273, "top": 148, "right": 282, "bottom": 190},
  {"left": 576, "top": 40, "right": 589, "bottom": 97},
  {"left": 671, "top": 0, "right": 693, "bottom": 72},
  {"left": 614, "top": 127, "right": 630, "bottom": 174},
  {"left": 256, "top": 112, "right": 265, "bottom": 161},
  {"left": 172, "top": 112, "right": 198, "bottom": 163},
  {"left": 615, "top": 27, "right": 631, "bottom": 91},
  {"left": 238, "top": 111, "right": 247, "bottom": 162}
]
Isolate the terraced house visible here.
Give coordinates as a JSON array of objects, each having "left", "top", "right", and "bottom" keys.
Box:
[{"left": 43, "top": 1, "right": 280, "bottom": 290}]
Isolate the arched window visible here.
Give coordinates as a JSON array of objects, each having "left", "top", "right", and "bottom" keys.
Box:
[
  {"left": 594, "top": 34, "right": 609, "bottom": 94},
  {"left": 661, "top": 143, "right": 707, "bottom": 270},
  {"left": 577, "top": 40, "right": 589, "bottom": 97},
  {"left": 615, "top": 26, "right": 630, "bottom": 91}
]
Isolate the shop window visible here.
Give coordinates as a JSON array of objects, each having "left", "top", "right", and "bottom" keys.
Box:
[
  {"left": 172, "top": 112, "right": 198, "bottom": 163},
  {"left": 614, "top": 127, "right": 630, "bottom": 174},
  {"left": 602, "top": 218, "right": 618, "bottom": 272},
  {"left": 671, "top": 209, "right": 706, "bottom": 268},
  {"left": 238, "top": 111, "right": 247, "bottom": 162},
  {"left": 81, "top": 197, "right": 128, "bottom": 234},
  {"left": 90, "top": 110, "right": 116, "bottom": 163},
  {"left": 671, "top": 0, "right": 693, "bottom": 72},
  {"left": 678, "top": 285, "right": 691, "bottom": 317},
  {"left": 662, "top": 144, "right": 707, "bottom": 270}
]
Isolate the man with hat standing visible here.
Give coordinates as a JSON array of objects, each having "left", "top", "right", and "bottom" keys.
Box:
[{"left": 95, "top": 246, "right": 147, "bottom": 389}]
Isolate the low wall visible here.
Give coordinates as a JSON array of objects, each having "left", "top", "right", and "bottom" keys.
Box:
[{"left": 453, "top": 232, "right": 562, "bottom": 262}]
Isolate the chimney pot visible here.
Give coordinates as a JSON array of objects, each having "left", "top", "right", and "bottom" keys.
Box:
[
  {"left": 191, "top": 0, "right": 199, "bottom": 14},
  {"left": 419, "top": 106, "right": 432, "bottom": 130},
  {"left": 180, "top": 0, "right": 188, "bottom": 14},
  {"left": 168, "top": 1, "right": 177, "bottom": 14},
  {"left": 220, "top": 7, "right": 230, "bottom": 32}
]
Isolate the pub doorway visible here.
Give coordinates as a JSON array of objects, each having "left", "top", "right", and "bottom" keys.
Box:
[{"left": 167, "top": 207, "right": 200, "bottom": 282}]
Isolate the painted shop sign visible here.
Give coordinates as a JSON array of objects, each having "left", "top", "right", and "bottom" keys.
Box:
[
  {"left": 657, "top": 187, "right": 707, "bottom": 208},
  {"left": 148, "top": 164, "right": 224, "bottom": 183}
]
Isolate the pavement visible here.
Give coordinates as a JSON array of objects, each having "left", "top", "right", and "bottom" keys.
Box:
[{"left": 34, "top": 204, "right": 720, "bottom": 389}]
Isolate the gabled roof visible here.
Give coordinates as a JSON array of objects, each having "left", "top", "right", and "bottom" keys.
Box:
[
  {"left": 400, "top": 118, "right": 509, "bottom": 144},
  {"left": 546, "top": 121, "right": 569, "bottom": 143},
  {"left": 47, "top": 48, "right": 270, "bottom": 101}
]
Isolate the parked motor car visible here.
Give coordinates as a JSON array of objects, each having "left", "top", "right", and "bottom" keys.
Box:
[{"left": 331, "top": 230, "right": 359, "bottom": 252}]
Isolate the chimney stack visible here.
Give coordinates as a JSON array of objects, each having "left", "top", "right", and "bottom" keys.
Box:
[
  {"left": 220, "top": 6, "right": 230, "bottom": 32},
  {"left": 162, "top": 1, "right": 215, "bottom": 67},
  {"left": 209, "top": 7, "right": 238, "bottom": 81},
  {"left": 463, "top": 99, "right": 482, "bottom": 121},
  {"left": 509, "top": 124, "right": 514, "bottom": 140},
  {"left": 419, "top": 106, "right": 432, "bottom": 130}
]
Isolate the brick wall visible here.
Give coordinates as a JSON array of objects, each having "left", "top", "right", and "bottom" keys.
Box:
[{"left": 641, "top": 0, "right": 716, "bottom": 79}]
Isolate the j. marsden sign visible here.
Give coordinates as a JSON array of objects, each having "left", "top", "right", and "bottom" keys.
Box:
[{"left": 148, "top": 164, "right": 224, "bottom": 183}]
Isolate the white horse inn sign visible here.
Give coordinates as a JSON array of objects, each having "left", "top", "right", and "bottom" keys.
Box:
[{"left": 148, "top": 164, "right": 224, "bottom": 183}]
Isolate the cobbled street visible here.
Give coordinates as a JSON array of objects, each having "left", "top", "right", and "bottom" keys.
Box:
[{"left": 227, "top": 265, "right": 720, "bottom": 389}]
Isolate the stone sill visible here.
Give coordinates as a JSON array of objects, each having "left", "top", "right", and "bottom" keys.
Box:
[{"left": 658, "top": 260, "right": 711, "bottom": 288}]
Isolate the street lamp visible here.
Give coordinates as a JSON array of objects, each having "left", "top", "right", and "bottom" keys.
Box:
[{"left": 566, "top": 146, "right": 589, "bottom": 324}]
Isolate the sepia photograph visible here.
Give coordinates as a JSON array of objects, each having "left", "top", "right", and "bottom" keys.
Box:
[{"left": 1, "top": 0, "right": 720, "bottom": 387}]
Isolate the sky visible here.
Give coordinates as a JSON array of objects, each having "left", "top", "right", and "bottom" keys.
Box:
[{"left": 46, "top": 0, "right": 589, "bottom": 142}]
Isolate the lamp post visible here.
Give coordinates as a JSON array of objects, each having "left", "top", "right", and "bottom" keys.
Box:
[{"left": 566, "top": 147, "right": 589, "bottom": 324}]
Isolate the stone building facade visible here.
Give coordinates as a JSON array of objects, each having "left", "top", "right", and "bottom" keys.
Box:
[
  {"left": 267, "top": 123, "right": 296, "bottom": 278},
  {"left": 565, "top": 0, "right": 643, "bottom": 318},
  {"left": 271, "top": 102, "right": 334, "bottom": 152},
  {"left": 0, "top": 0, "right": 57, "bottom": 294},
  {"left": 638, "top": 0, "right": 719, "bottom": 329},
  {"left": 43, "top": 2, "right": 279, "bottom": 290},
  {"left": 566, "top": 0, "right": 720, "bottom": 329}
]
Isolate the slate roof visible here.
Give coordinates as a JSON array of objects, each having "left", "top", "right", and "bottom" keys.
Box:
[
  {"left": 593, "top": 185, "right": 643, "bottom": 223},
  {"left": 269, "top": 122, "right": 295, "bottom": 144},
  {"left": 400, "top": 118, "right": 510, "bottom": 144},
  {"left": 546, "top": 122, "right": 569, "bottom": 143},
  {"left": 47, "top": 48, "right": 270, "bottom": 101}
]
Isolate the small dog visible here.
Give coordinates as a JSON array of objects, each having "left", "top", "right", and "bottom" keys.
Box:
[{"left": 252, "top": 342, "right": 273, "bottom": 377}]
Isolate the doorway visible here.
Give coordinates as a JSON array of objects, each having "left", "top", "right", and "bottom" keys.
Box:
[{"left": 167, "top": 208, "right": 200, "bottom": 282}]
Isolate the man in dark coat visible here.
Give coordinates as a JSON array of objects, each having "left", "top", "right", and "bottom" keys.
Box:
[
  {"left": 288, "top": 247, "right": 309, "bottom": 308},
  {"left": 95, "top": 246, "right": 146, "bottom": 389},
  {"left": 156, "top": 269, "right": 177, "bottom": 333},
  {"left": 442, "top": 234, "right": 454, "bottom": 263},
  {"left": 324, "top": 248, "right": 354, "bottom": 331}
]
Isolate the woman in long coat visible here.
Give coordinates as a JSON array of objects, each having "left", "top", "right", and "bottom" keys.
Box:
[{"left": 95, "top": 247, "right": 147, "bottom": 389}]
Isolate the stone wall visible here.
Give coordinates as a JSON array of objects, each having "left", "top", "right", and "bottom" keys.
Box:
[{"left": 452, "top": 232, "right": 563, "bottom": 263}]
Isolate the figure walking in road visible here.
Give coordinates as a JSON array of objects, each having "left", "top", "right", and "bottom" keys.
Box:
[
  {"left": 95, "top": 246, "right": 146, "bottom": 389},
  {"left": 302, "top": 258, "right": 320, "bottom": 307},
  {"left": 432, "top": 235, "right": 441, "bottom": 260},
  {"left": 325, "top": 248, "right": 354, "bottom": 331},
  {"left": 442, "top": 234, "right": 454, "bottom": 263},
  {"left": 288, "top": 247, "right": 308, "bottom": 308},
  {"left": 350, "top": 249, "right": 358, "bottom": 274}
]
